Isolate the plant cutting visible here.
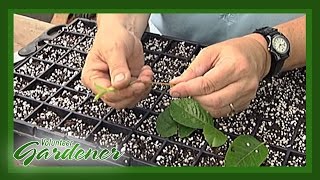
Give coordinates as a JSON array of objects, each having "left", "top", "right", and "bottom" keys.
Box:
[
  {"left": 94, "top": 81, "right": 174, "bottom": 101},
  {"left": 156, "top": 98, "right": 268, "bottom": 167}
]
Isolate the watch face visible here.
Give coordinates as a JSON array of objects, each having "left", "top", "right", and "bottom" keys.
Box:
[{"left": 271, "top": 35, "right": 289, "bottom": 54}]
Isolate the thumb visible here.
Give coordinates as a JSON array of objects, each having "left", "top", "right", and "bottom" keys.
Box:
[
  {"left": 107, "top": 50, "right": 131, "bottom": 89},
  {"left": 170, "top": 48, "right": 214, "bottom": 85}
]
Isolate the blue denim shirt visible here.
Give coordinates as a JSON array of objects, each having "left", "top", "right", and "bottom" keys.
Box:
[{"left": 149, "top": 13, "right": 303, "bottom": 45}]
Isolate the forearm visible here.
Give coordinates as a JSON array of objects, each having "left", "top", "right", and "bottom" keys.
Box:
[
  {"left": 276, "top": 15, "right": 306, "bottom": 71},
  {"left": 97, "top": 14, "right": 150, "bottom": 38}
]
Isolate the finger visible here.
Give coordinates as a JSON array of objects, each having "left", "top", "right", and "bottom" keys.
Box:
[
  {"left": 101, "top": 67, "right": 153, "bottom": 103},
  {"left": 101, "top": 81, "right": 146, "bottom": 103},
  {"left": 200, "top": 93, "right": 254, "bottom": 118},
  {"left": 81, "top": 52, "right": 112, "bottom": 93},
  {"left": 193, "top": 79, "right": 258, "bottom": 109},
  {"left": 105, "top": 48, "right": 132, "bottom": 89},
  {"left": 170, "top": 60, "right": 237, "bottom": 97},
  {"left": 137, "top": 65, "right": 154, "bottom": 83},
  {"left": 107, "top": 87, "right": 151, "bottom": 110},
  {"left": 170, "top": 48, "right": 217, "bottom": 85}
]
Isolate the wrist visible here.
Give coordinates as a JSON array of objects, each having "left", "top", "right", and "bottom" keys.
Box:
[
  {"left": 245, "top": 33, "right": 272, "bottom": 79},
  {"left": 97, "top": 14, "right": 145, "bottom": 38}
]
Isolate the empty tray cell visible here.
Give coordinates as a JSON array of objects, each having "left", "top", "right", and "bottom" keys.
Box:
[
  {"left": 256, "top": 119, "right": 297, "bottom": 149},
  {"left": 15, "top": 58, "right": 51, "bottom": 77},
  {"left": 195, "top": 153, "right": 224, "bottom": 167},
  {"left": 152, "top": 71, "right": 174, "bottom": 92},
  {"left": 205, "top": 135, "right": 234, "bottom": 157},
  {"left": 90, "top": 122, "right": 129, "bottom": 148},
  {"left": 166, "top": 41, "right": 197, "bottom": 58},
  {"left": 66, "top": 20, "right": 96, "bottom": 36},
  {"left": 253, "top": 68, "right": 306, "bottom": 122},
  {"left": 56, "top": 114, "right": 98, "bottom": 139},
  {"left": 153, "top": 55, "right": 190, "bottom": 76},
  {"left": 48, "top": 32, "right": 84, "bottom": 48},
  {"left": 143, "top": 35, "right": 169, "bottom": 52},
  {"left": 41, "top": 65, "right": 79, "bottom": 86},
  {"left": 105, "top": 108, "right": 145, "bottom": 128},
  {"left": 67, "top": 75, "right": 92, "bottom": 94},
  {"left": 215, "top": 109, "right": 257, "bottom": 135},
  {"left": 169, "top": 131, "right": 206, "bottom": 149},
  {"left": 18, "top": 80, "right": 59, "bottom": 101},
  {"left": 77, "top": 96, "right": 113, "bottom": 119},
  {"left": 262, "top": 146, "right": 286, "bottom": 167},
  {"left": 25, "top": 105, "right": 69, "bottom": 130},
  {"left": 286, "top": 153, "right": 306, "bottom": 167},
  {"left": 136, "top": 114, "right": 158, "bottom": 136},
  {"left": 155, "top": 143, "right": 199, "bottom": 167},
  {"left": 74, "top": 37, "right": 94, "bottom": 53},
  {"left": 14, "top": 74, "right": 33, "bottom": 93},
  {"left": 14, "top": 96, "right": 40, "bottom": 120},
  {"left": 136, "top": 91, "right": 160, "bottom": 110},
  {"left": 121, "top": 133, "right": 163, "bottom": 162},
  {"left": 33, "top": 45, "right": 68, "bottom": 62},
  {"left": 144, "top": 52, "right": 159, "bottom": 66},
  {"left": 48, "top": 88, "right": 87, "bottom": 111},
  {"left": 292, "top": 121, "right": 306, "bottom": 154},
  {"left": 153, "top": 94, "right": 177, "bottom": 113},
  {"left": 57, "top": 50, "right": 86, "bottom": 69}
]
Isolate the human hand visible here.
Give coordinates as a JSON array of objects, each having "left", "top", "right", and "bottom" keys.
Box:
[
  {"left": 81, "top": 24, "right": 153, "bottom": 109},
  {"left": 170, "top": 34, "right": 271, "bottom": 117}
]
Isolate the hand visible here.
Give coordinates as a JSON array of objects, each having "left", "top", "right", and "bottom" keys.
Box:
[
  {"left": 81, "top": 25, "right": 153, "bottom": 109},
  {"left": 169, "top": 34, "right": 271, "bottom": 118}
]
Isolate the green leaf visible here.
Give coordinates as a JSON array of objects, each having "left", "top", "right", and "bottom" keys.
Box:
[
  {"left": 177, "top": 124, "right": 196, "bottom": 138},
  {"left": 94, "top": 83, "right": 116, "bottom": 101},
  {"left": 203, "top": 124, "right": 227, "bottom": 147},
  {"left": 170, "top": 98, "right": 212, "bottom": 129},
  {"left": 225, "top": 135, "right": 268, "bottom": 167},
  {"left": 156, "top": 108, "right": 178, "bottom": 137}
]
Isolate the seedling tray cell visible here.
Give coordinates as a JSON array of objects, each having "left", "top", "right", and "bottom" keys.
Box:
[
  {"left": 39, "top": 64, "right": 79, "bottom": 86},
  {"left": 47, "top": 88, "right": 87, "bottom": 111},
  {"left": 57, "top": 50, "right": 87, "bottom": 70},
  {"left": 48, "top": 32, "right": 85, "bottom": 48},
  {"left": 15, "top": 58, "right": 52, "bottom": 77},
  {"left": 33, "top": 45, "right": 68, "bottom": 62},
  {"left": 195, "top": 152, "right": 224, "bottom": 167},
  {"left": 155, "top": 142, "right": 200, "bottom": 167},
  {"left": 136, "top": 114, "right": 158, "bottom": 136},
  {"left": 14, "top": 73, "right": 33, "bottom": 93},
  {"left": 25, "top": 104, "right": 69, "bottom": 131},
  {"left": 66, "top": 73, "right": 92, "bottom": 94},
  {"left": 13, "top": 18, "right": 306, "bottom": 167},
  {"left": 77, "top": 96, "right": 113, "bottom": 119},
  {"left": 55, "top": 113, "right": 99, "bottom": 139},
  {"left": 87, "top": 121, "right": 130, "bottom": 148},
  {"left": 18, "top": 79, "right": 60, "bottom": 101},
  {"left": 74, "top": 37, "right": 94, "bottom": 53},
  {"left": 121, "top": 132, "right": 164, "bottom": 164},
  {"left": 104, "top": 108, "right": 147, "bottom": 128}
]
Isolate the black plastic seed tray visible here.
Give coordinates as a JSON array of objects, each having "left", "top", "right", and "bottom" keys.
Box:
[{"left": 13, "top": 18, "right": 306, "bottom": 167}]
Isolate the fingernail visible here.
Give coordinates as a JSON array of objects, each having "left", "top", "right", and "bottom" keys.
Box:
[
  {"left": 170, "top": 91, "right": 180, "bottom": 97},
  {"left": 114, "top": 73, "right": 125, "bottom": 83}
]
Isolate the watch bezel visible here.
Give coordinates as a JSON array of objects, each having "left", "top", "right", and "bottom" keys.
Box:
[{"left": 271, "top": 34, "right": 290, "bottom": 55}]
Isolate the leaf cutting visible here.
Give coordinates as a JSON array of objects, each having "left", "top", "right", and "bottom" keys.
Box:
[
  {"left": 156, "top": 98, "right": 226, "bottom": 147},
  {"left": 225, "top": 135, "right": 268, "bottom": 167},
  {"left": 94, "top": 83, "right": 116, "bottom": 101}
]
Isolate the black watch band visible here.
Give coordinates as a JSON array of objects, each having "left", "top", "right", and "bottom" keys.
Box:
[{"left": 253, "top": 27, "right": 290, "bottom": 79}]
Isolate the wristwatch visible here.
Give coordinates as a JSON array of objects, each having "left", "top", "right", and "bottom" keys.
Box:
[{"left": 253, "top": 26, "right": 290, "bottom": 79}]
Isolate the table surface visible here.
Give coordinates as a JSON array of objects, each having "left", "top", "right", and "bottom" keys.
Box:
[{"left": 14, "top": 14, "right": 54, "bottom": 52}]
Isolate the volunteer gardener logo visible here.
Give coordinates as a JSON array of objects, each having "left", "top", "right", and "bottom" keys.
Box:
[{"left": 13, "top": 138, "right": 123, "bottom": 166}]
